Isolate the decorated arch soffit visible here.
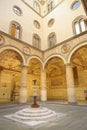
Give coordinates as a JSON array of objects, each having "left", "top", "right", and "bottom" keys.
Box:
[
  {"left": 43, "top": 54, "right": 66, "bottom": 69},
  {"left": 44, "top": 57, "right": 65, "bottom": 77},
  {"left": 0, "top": 47, "right": 26, "bottom": 72},
  {"left": 67, "top": 42, "right": 87, "bottom": 64},
  {"left": 71, "top": 45, "right": 87, "bottom": 70},
  {"left": 28, "top": 58, "right": 43, "bottom": 76}
]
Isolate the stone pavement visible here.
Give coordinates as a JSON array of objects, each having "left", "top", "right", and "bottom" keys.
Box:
[{"left": 0, "top": 102, "right": 87, "bottom": 130}]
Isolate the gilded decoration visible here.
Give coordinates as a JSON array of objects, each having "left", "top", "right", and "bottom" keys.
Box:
[
  {"left": 71, "top": 46, "right": 87, "bottom": 70},
  {"left": 50, "top": 78, "right": 63, "bottom": 89},
  {"left": 23, "top": 46, "right": 31, "bottom": 55},
  {"left": 0, "top": 35, "right": 4, "bottom": 45},
  {"left": 61, "top": 43, "right": 70, "bottom": 53}
]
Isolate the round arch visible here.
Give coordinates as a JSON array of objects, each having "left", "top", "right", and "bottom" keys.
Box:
[
  {"left": 43, "top": 54, "right": 66, "bottom": 69},
  {"left": 67, "top": 41, "right": 87, "bottom": 63},
  {"left": 27, "top": 55, "right": 43, "bottom": 68},
  {"left": 0, "top": 46, "right": 26, "bottom": 65}
]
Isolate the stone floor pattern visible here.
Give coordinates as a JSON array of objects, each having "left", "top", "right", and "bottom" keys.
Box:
[{"left": 0, "top": 102, "right": 87, "bottom": 130}]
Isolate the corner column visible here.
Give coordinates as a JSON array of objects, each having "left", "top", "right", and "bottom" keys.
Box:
[
  {"left": 66, "top": 64, "right": 77, "bottom": 104},
  {"left": 41, "top": 69, "right": 47, "bottom": 101},
  {"left": 19, "top": 66, "right": 28, "bottom": 103}
]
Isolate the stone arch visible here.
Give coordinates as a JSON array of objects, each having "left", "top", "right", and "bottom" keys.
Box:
[
  {"left": 43, "top": 54, "right": 66, "bottom": 69},
  {"left": 67, "top": 42, "right": 87, "bottom": 103},
  {"left": 27, "top": 55, "right": 43, "bottom": 68},
  {"left": 44, "top": 54, "right": 67, "bottom": 101},
  {"left": 0, "top": 46, "right": 26, "bottom": 103},
  {"left": 0, "top": 46, "right": 26, "bottom": 65},
  {"left": 27, "top": 56, "right": 43, "bottom": 101},
  {"left": 67, "top": 41, "right": 87, "bottom": 63}
]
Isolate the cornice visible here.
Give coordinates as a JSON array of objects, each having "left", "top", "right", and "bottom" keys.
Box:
[{"left": 0, "top": 30, "right": 87, "bottom": 53}]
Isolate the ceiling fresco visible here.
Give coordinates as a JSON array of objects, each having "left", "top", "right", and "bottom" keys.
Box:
[{"left": 71, "top": 46, "right": 87, "bottom": 70}]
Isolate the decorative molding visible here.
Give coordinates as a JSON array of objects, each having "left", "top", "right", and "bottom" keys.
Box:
[
  {"left": 23, "top": 46, "right": 31, "bottom": 55},
  {"left": 0, "top": 35, "right": 4, "bottom": 45},
  {"left": 61, "top": 43, "right": 70, "bottom": 54}
]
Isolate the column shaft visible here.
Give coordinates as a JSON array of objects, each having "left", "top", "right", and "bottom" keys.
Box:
[
  {"left": 66, "top": 64, "right": 77, "bottom": 104},
  {"left": 19, "top": 66, "right": 28, "bottom": 103},
  {"left": 41, "top": 69, "right": 47, "bottom": 101}
]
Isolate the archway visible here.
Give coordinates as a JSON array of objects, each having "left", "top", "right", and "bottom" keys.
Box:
[
  {"left": 0, "top": 49, "right": 23, "bottom": 103},
  {"left": 71, "top": 45, "right": 87, "bottom": 103},
  {"left": 27, "top": 58, "right": 42, "bottom": 102},
  {"left": 45, "top": 57, "right": 67, "bottom": 102}
]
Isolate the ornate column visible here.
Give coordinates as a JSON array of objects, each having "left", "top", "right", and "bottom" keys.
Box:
[
  {"left": 19, "top": 66, "right": 28, "bottom": 103},
  {"left": 66, "top": 64, "right": 77, "bottom": 104},
  {"left": 41, "top": 69, "right": 47, "bottom": 101}
]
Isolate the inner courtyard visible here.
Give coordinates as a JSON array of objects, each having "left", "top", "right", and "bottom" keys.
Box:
[{"left": 0, "top": 0, "right": 87, "bottom": 129}]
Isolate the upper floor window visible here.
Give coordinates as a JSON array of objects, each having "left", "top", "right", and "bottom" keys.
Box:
[
  {"left": 48, "top": 18, "right": 55, "bottom": 27},
  {"left": 13, "top": 6, "right": 22, "bottom": 16},
  {"left": 33, "top": 20, "right": 40, "bottom": 29},
  {"left": 33, "top": 34, "right": 41, "bottom": 49},
  {"left": 48, "top": 1, "right": 53, "bottom": 13},
  {"left": 73, "top": 16, "right": 87, "bottom": 35},
  {"left": 33, "top": 1, "right": 41, "bottom": 14},
  {"left": 71, "top": 1, "right": 81, "bottom": 10},
  {"left": 10, "top": 21, "right": 22, "bottom": 39},
  {"left": 48, "top": 32, "right": 56, "bottom": 48}
]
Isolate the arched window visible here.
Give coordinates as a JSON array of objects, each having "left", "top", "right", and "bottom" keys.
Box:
[
  {"left": 33, "top": 34, "right": 41, "bottom": 49},
  {"left": 13, "top": 6, "right": 22, "bottom": 16},
  {"left": 10, "top": 21, "right": 22, "bottom": 39},
  {"left": 48, "top": 32, "right": 56, "bottom": 48},
  {"left": 33, "top": 1, "right": 41, "bottom": 14},
  {"left": 47, "top": 1, "right": 53, "bottom": 13},
  {"left": 33, "top": 20, "right": 40, "bottom": 29},
  {"left": 71, "top": 1, "right": 81, "bottom": 10},
  {"left": 73, "top": 16, "right": 87, "bottom": 35}
]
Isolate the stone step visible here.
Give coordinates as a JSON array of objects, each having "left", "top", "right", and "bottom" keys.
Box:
[
  {"left": 17, "top": 110, "right": 53, "bottom": 117},
  {"left": 12, "top": 112, "right": 58, "bottom": 121}
]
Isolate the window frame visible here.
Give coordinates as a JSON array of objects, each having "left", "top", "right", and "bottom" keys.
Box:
[
  {"left": 71, "top": 0, "right": 81, "bottom": 10},
  {"left": 72, "top": 16, "right": 87, "bottom": 35},
  {"left": 48, "top": 32, "right": 56, "bottom": 48},
  {"left": 10, "top": 21, "right": 22, "bottom": 39},
  {"left": 13, "top": 5, "right": 22, "bottom": 16},
  {"left": 33, "top": 1, "right": 41, "bottom": 14},
  {"left": 33, "top": 34, "right": 41, "bottom": 49}
]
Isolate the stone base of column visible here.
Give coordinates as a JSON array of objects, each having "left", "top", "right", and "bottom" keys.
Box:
[
  {"left": 68, "top": 102, "right": 77, "bottom": 105},
  {"left": 19, "top": 87, "right": 27, "bottom": 103},
  {"left": 41, "top": 89, "right": 47, "bottom": 101},
  {"left": 67, "top": 88, "right": 77, "bottom": 103}
]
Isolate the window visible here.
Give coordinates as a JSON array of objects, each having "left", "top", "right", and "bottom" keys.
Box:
[
  {"left": 71, "top": 1, "right": 81, "bottom": 10},
  {"left": 48, "top": 32, "right": 56, "bottom": 48},
  {"left": 33, "top": 20, "right": 40, "bottom": 29},
  {"left": 33, "top": 34, "right": 41, "bottom": 49},
  {"left": 80, "top": 19, "right": 86, "bottom": 32},
  {"left": 73, "top": 16, "right": 87, "bottom": 35},
  {"left": 74, "top": 22, "right": 80, "bottom": 34},
  {"left": 48, "top": 1, "right": 53, "bottom": 13},
  {"left": 33, "top": 1, "right": 41, "bottom": 14},
  {"left": 10, "top": 21, "right": 22, "bottom": 39},
  {"left": 13, "top": 6, "right": 22, "bottom": 16},
  {"left": 48, "top": 18, "right": 55, "bottom": 27}
]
